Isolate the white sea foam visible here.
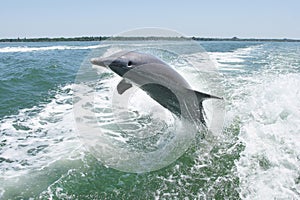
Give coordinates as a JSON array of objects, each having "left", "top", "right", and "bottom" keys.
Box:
[
  {"left": 0, "top": 44, "right": 109, "bottom": 53},
  {"left": 0, "top": 84, "right": 80, "bottom": 179},
  {"left": 209, "top": 45, "right": 262, "bottom": 70},
  {"left": 0, "top": 40, "right": 182, "bottom": 54},
  {"left": 226, "top": 72, "right": 300, "bottom": 199}
]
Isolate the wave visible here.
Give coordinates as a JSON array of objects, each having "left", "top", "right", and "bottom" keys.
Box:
[
  {"left": 209, "top": 44, "right": 263, "bottom": 70},
  {"left": 0, "top": 44, "right": 109, "bottom": 53},
  {"left": 0, "top": 41, "right": 188, "bottom": 53}
]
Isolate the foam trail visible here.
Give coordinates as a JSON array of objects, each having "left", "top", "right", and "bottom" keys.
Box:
[
  {"left": 226, "top": 72, "right": 300, "bottom": 199},
  {"left": 0, "top": 84, "right": 80, "bottom": 179},
  {"left": 209, "top": 45, "right": 262, "bottom": 70},
  {"left": 0, "top": 44, "right": 109, "bottom": 53},
  {"left": 213, "top": 42, "right": 300, "bottom": 199}
]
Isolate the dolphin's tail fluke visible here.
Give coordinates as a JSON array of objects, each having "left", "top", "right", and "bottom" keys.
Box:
[
  {"left": 189, "top": 89, "right": 223, "bottom": 102},
  {"left": 188, "top": 89, "right": 223, "bottom": 127}
]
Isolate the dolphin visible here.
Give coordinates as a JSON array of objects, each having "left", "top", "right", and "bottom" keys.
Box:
[{"left": 91, "top": 51, "right": 222, "bottom": 126}]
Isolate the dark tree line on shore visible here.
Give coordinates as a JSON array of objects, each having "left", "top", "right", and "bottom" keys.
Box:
[
  {"left": 0, "top": 36, "right": 299, "bottom": 42},
  {"left": 0, "top": 36, "right": 108, "bottom": 42}
]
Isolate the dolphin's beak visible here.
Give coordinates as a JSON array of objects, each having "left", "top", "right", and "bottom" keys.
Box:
[{"left": 90, "top": 57, "right": 109, "bottom": 68}]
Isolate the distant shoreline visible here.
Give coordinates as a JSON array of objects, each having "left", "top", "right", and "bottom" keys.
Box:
[{"left": 0, "top": 36, "right": 299, "bottom": 42}]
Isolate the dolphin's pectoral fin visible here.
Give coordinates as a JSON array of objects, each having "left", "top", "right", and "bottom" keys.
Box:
[{"left": 117, "top": 79, "right": 133, "bottom": 94}]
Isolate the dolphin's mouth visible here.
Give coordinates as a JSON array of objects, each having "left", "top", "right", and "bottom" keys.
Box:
[
  {"left": 90, "top": 57, "right": 108, "bottom": 68},
  {"left": 91, "top": 51, "right": 132, "bottom": 68}
]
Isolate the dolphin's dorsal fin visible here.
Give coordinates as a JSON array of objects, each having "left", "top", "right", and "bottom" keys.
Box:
[{"left": 117, "top": 79, "right": 133, "bottom": 94}]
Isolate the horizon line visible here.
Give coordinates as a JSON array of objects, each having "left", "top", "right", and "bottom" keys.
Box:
[{"left": 0, "top": 36, "right": 300, "bottom": 42}]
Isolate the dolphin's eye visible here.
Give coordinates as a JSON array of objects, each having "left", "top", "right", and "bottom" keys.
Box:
[{"left": 128, "top": 61, "right": 132, "bottom": 67}]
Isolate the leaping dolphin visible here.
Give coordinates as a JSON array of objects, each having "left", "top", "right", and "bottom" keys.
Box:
[{"left": 91, "top": 51, "right": 222, "bottom": 126}]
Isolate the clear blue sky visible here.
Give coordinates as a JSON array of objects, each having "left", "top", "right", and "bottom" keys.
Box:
[{"left": 1, "top": 0, "right": 299, "bottom": 39}]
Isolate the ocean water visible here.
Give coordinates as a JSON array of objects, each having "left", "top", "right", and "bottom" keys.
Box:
[{"left": 0, "top": 40, "right": 299, "bottom": 199}]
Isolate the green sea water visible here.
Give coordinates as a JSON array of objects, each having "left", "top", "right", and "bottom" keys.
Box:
[{"left": 0, "top": 41, "right": 299, "bottom": 199}]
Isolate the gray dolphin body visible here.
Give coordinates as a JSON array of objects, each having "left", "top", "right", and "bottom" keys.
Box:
[{"left": 91, "top": 51, "right": 221, "bottom": 126}]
